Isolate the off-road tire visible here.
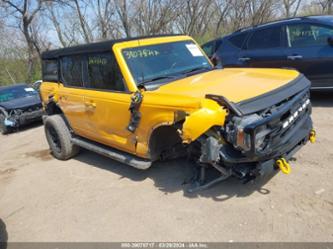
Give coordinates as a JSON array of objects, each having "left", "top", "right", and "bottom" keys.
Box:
[
  {"left": 44, "top": 115, "right": 80, "bottom": 160},
  {"left": 0, "top": 114, "right": 9, "bottom": 135}
]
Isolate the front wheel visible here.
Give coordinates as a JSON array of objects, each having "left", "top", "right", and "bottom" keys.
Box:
[{"left": 44, "top": 115, "right": 80, "bottom": 160}]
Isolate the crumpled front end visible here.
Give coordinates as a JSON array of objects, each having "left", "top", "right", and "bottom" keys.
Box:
[
  {"left": 221, "top": 87, "right": 313, "bottom": 176},
  {"left": 184, "top": 74, "right": 315, "bottom": 191},
  {"left": 3, "top": 104, "right": 43, "bottom": 128}
]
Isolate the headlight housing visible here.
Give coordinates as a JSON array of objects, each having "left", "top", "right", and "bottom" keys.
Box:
[{"left": 225, "top": 114, "right": 269, "bottom": 153}]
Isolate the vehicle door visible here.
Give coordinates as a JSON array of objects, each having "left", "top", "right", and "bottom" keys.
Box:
[
  {"left": 81, "top": 52, "right": 135, "bottom": 153},
  {"left": 283, "top": 23, "right": 333, "bottom": 89},
  {"left": 57, "top": 55, "right": 87, "bottom": 135},
  {"left": 238, "top": 25, "right": 287, "bottom": 68},
  {"left": 217, "top": 31, "right": 249, "bottom": 67}
]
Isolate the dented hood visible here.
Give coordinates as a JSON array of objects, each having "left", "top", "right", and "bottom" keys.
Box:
[{"left": 155, "top": 68, "right": 302, "bottom": 104}]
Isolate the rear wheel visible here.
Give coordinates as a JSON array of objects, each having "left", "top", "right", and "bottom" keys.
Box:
[
  {"left": 44, "top": 115, "right": 80, "bottom": 160},
  {"left": 0, "top": 114, "right": 10, "bottom": 135}
]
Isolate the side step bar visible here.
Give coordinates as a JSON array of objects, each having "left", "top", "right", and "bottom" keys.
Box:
[{"left": 71, "top": 137, "right": 152, "bottom": 170}]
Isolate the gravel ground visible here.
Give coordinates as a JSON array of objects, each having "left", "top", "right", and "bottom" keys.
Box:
[{"left": 0, "top": 92, "right": 332, "bottom": 242}]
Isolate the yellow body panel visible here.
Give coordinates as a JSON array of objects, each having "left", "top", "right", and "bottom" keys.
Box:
[
  {"left": 181, "top": 99, "right": 228, "bottom": 143},
  {"left": 40, "top": 35, "right": 301, "bottom": 160},
  {"left": 154, "top": 68, "right": 300, "bottom": 103}
]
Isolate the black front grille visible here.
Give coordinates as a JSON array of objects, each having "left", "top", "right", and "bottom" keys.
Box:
[{"left": 243, "top": 89, "right": 312, "bottom": 160}]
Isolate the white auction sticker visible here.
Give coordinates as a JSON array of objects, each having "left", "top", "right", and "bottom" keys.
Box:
[
  {"left": 185, "top": 44, "right": 204, "bottom": 57},
  {"left": 24, "top": 87, "right": 35, "bottom": 92}
]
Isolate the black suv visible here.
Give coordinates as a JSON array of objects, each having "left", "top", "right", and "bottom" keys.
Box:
[
  {"left": 0, "top": 84, "right": 43, "bottom": 134},
  {"left": 202, "top": 15, "right": 333, "bottom": 89}
]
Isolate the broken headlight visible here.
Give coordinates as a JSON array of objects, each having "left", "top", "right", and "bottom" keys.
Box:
[{"left": 226, "top": 114, "right": 269, "bottom": 152}]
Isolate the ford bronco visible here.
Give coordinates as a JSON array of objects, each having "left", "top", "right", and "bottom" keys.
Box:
[{"left": 40, "top": 35, "right": 315, "bottom": 191}]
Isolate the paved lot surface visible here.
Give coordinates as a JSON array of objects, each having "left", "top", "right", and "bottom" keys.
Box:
[{"left": 0, "top": 92, "right": 332, "bottom": 242}]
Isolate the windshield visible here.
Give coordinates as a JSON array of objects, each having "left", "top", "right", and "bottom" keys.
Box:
[
  {"left": 0, "top": 85, "right": 37, "bottom": 103},
  {"left": 122, "top": 40, "right": 212, "bottom": 85}
]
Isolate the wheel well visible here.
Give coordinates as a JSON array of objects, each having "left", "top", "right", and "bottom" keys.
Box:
[
  {"left": 149, "top": 125, "right": 183, "bottom": 161},
  {"left": 45, "top": 101, "right": 63, "bottom": 116}
]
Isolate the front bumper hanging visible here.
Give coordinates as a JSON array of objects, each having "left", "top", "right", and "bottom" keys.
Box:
[
  {"left": 188, "top": 88, "right": 315, "bottom": 192},
  {"left": 5, "top": 109, "right": 43, "bottom": 128}
]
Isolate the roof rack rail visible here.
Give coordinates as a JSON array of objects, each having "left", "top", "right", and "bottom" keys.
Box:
[{"left": 233, "top": 16, "right": 313, "bottom": 33}]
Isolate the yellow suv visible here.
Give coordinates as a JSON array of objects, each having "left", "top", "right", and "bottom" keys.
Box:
[{"left": 40, "top": 35, "right": 315, "bottom": 191}]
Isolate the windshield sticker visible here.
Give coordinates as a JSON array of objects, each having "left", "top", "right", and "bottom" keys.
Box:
[
  {"left": 185, "top": 44, "right": 204, "bottom": 57},
  {"left": 124, "top": 49, "right": 160, "bottom": 59},
  {"left": 24, "top": 88, "right": 35, "bottom": 92}
]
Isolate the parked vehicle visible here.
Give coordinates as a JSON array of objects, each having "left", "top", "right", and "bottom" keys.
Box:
[
  {"left": 202, "top": 15, "right": 333, "bottom": 90},
  {"left": 201, "top": 38, "right": 222, "bottom": 65},
  {"left": 0, "top": 84, "right": 43, "bottom": 134},
  {"left": 40, "top": 35, "right": 315, "bottom": 191},
  {"left": 32, "top": 80, "right": 42, "bottom": 92}
]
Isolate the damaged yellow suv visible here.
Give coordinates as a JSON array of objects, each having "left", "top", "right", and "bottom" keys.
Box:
[{"left": 40, "top": 35, "right": 315, "bottom": 191}]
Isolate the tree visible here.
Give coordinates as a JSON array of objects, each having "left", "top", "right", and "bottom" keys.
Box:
[
  {"left": 133, "top": 0, "right": 177, "bottom": 36},
  {"left": 175, "top": 0, "right": 214, "bottom": 38},
  {"left": 282, "top": 0, "right": 303, "bottom": 18},
  {"left": 214, "top": 0, "right": 232, "bottom": 36},
  {"left": 315, "top": 0, "right": 333, "bottom": 14},
  {"left": 114, "top": 0, "right": 133, "bottom": 37},
  {"left": 2, "top": 0, "right": 44, "bottom": 83}
]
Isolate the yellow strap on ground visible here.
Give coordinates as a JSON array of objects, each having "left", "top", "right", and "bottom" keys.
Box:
[
  {"left": 309, "top": 129, "right": 316, "bottom": 144},
  {"left": 276, "top": 158, "right": 291, "bottom": 174}
]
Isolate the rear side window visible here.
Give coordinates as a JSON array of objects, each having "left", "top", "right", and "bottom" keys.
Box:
[
  {"left": 247, "top": 27, "right": 282, "bottom": 50},
  {"left": 61, "top": 56, "right": 84, "bottom": 87},
  {"left": 229, "top": 32, "right": 248, "bottom": 48},
  {"left": 60, "top": 52, "right": 125, "bottom": 91},
  {"left": 86, "top": 53, "right": 125, "bottom": 91},
  {"left": 42, "top": 60, "right": 58, "bottom": 82},
  {"left": 287, "top": 24, "right": 333, "bottom": 47}
]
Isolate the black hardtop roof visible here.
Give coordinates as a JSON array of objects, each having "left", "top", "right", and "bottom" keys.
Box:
[
  {"left": 42, "top": 34, "right": 183, "bottom": 60},
  {"left": 0, "top": 83, "right": 27, "bottom": 91}
]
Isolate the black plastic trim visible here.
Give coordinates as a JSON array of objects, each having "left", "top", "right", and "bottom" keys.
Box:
[
  {"left": 206, "top": 94, "right": 243, "bottom": 117},
  {"left": 71, "top": 136, "right": 152, "bottom": 170},
  {"left": 236, "top": 74, "right": 311, "bottom": 115},
  {"left": 42, "top": 34, "right": 184, "bottom": 59}
]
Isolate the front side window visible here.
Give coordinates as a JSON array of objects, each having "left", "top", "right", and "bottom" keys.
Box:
[
  {"left": 122, "top": 41, "right": 212, "bottom": 86},
  {"left": 61, "top": 56, "right": 84, "bottom": 87},
  {"left": 287, "top": 24, "right": 333, "bottom": 47},
  {"left": 247, "top": 27, "right": 282, "bottom": 50},
  {"left": 86, "top": 53, "right": 125, "bottom": 91},
  {"left": 202, "top": 41, "right": 215, "bottom": 57}
]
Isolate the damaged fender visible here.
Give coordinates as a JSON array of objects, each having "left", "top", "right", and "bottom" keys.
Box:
[
  {"left": 181, "top": 99, "right": 227, "bottom": 143},
  {"left": 0, "top": 107, "right": 14, "bottom": 127},
  {"left": 0, "top": 107, "right": 8, "bottom": 117}
]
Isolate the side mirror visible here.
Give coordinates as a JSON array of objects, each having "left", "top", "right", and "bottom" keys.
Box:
[{"left": 327, "top": 36, "right": 333, "bottom": 46}]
